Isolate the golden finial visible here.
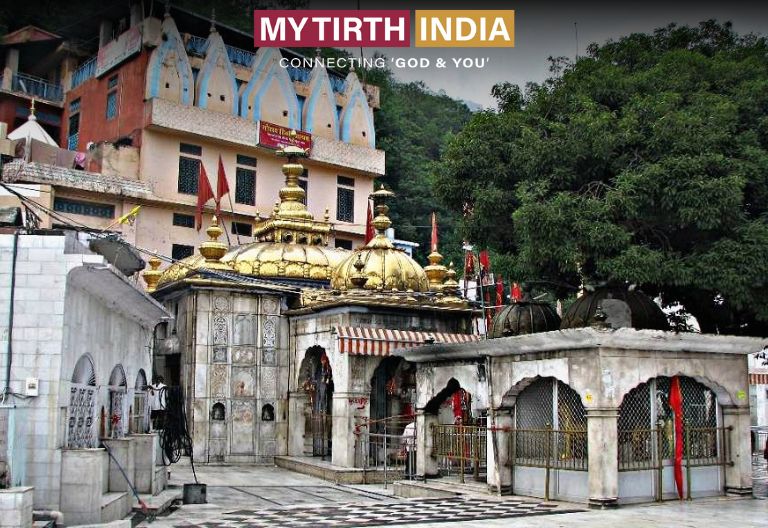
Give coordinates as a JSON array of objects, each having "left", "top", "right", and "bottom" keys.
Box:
[
  {"left": 324, "top": 208, "right": 330, "bottom": 222},
  {"left": 29, "top": 99, "right": 37, "bottom": 120},
  {"left": 142, "top": 253, "right": 163, "bottom": 292},
  {"left": 349, "top": 253, "right": 368, "bottom": 289},
  {"left": 438, "top": 262, "right": 464, "bottom": 305},
  {"left": 199, "top": 215, "right": 227, "bottom": 263},
  {"left": 210, "top": 8, "right": 217, "bottom": 32}
]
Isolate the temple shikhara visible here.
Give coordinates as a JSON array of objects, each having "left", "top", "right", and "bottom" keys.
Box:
[{"left": 0, "top": 2, "right": 765, "bottom": 526}]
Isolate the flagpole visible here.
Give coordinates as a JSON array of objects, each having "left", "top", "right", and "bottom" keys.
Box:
[
  {"left": 227, "top": 192, "right": 241, "bottom": 246},
  {"left": 219, "top": 211, "right": 232, "bottom": 246}
]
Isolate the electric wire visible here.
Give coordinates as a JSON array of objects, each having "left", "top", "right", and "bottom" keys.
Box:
[{"left": 157, "top": 386, "right": 198, "bottom": 484}]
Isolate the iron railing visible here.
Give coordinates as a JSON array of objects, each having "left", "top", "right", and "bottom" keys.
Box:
[
  {"left": 431, "top": 423, "right": 487, "bottom": 483},
  {"left": 185, "top": 35, "right": 256, "bottom": 68},
  {"left": 71, "top": 57, "right": 97, "bottom": 89},
  {"left": 618, "top": 426, "right": 731, "bottom": 472},
  {"left": 510, "top": 426, "right": 588, "bottom": 471},
  {"left": 10, "top": 73, "right": 63, "bottom": 102},
  {"left": 354, "top": 414, "right": 416, "bottom": 488}
]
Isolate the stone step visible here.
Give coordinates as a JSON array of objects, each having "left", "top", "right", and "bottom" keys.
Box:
[
  {"left": 100, "top": 492, "right": 130, "bottom": 524},
  {"left": 132, "top": 486, "right": 182, "bottom": 515}
]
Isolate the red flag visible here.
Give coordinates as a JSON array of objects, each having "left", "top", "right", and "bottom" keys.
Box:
[
  {"left": 364, "top": 200, "right": 375, "bottom": 244},
  {"left": 511, "top": 282, "right": 523, "bottom": 301},
  {"left": 195, "top": 163, "right": 215, "bottom": 231},
  {"left": 669, "top": 376, "right": 684, "bottom": 499},
  {"left": 495, "top": 274, "right": 504, "bottom": 313},
  {"left": 215, "top": 155, "right": 230, "bottom": 216},
  {"left": 479, "top": 250, "right": 491, "bottom": 285},
  {"left": 464, "top": 250, "right": 475, "bottom": 276},
  {"left": 430, "top": 212, "right": 438, "bottom": 252}
]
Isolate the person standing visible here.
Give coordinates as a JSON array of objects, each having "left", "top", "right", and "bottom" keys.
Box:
[{"left": 149, "top": 376, "right": 167, "bottom": 430}]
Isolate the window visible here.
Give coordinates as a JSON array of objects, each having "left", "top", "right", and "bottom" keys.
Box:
[
  {"left": 67, "top": 98, "right": 81, "bottom": 151},
  {"left": 54, "top": 197, "right": 114, "bottom": 218},
  {"left": 336, "top": 175, "right": 355, "bottom": 222},
  {"left": 299, "top": 169, "right": 308, "bottom": 205},
  {"left": 172, "top": 213, "right": 195, "bottom": 228},
  {"left": 178, "top": 143, "right": 202, "bottom": 195},
  {"left": 171, "top": 244, "right": 194, "bottom": 260},
  {"left": 335, "top": 238, "right": 353, "bottom": 250},
  {"left": 231, "top": 221, "right": 253, "bottom": 237},
  {"left": 235, "top": 155, "right": 256, "bottom": 205},
  {"left": 180, "top": 143, "right": 202, "bottom": 156},
  {"left": 106, "top": 75, "right": 118, "bottom": 120}
]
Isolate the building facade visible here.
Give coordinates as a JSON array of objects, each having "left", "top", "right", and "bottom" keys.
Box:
[{"left": 1, "top": 3, "right": 383, "bottom": 269}]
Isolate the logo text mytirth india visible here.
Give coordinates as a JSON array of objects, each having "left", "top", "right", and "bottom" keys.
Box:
[{"left": 253, "top": 10, "right": 515, "bottom": 48}]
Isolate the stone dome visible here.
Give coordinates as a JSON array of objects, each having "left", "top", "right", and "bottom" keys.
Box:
[
  {"left": 330, "top": 187, "right": 429, "bottom": 292},
  {"left": 489, "top": 301, "right": 561, "bottom": 338},
  {"left": 560, "top": 286, "right": 669, "bottom": 331}
]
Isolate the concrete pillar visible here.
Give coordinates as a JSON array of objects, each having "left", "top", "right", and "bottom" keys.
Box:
[
  {"left": 103, "top": 438, "right": 135, "bottom": 493},
  {"left": 586, "top": 407, "right": 619, "bottom": 509},
  {"left": 287, "top": 391, "right": 309, "bottom": 457},
  {"left": 0, "top": 487, "right": 33, "bottom": 528},
  {"left": 129, "top": 433, "right": 158, "bottom": 494},
  {"left": 2, "top": 48, "right": 18, "bottom": 90},
  {"left": 486, "top": 408, "right": 513, "bottom": 494},
  {"left": 60, "top": 448, "right": 108, "bottom": 525},
  {"left": 416, "top": 410, "right": 439, "bottom": 479},
  {"left": 331, "top": 392, "right": 369, "bottom": 468},
  {"left": 722, "top": 405, "right": 753, "bottom": 495}
]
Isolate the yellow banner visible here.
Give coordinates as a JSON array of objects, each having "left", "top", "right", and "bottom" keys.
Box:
[{"left": 415, "top": 10, "right": 515, "bottom": 48}]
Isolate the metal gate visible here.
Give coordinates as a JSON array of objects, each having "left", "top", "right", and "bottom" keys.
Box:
[
  {"left": 68, "top": 384, "right": 97, "bottom": 448},
  {"left": 431, "top": 424, "right": 487, "bottom": 482},
  {"left": 311, "top": 412, "right": 332, "bottom": 458}
]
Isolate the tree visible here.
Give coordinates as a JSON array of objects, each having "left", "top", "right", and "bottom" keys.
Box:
[{"left": 434, "top": 21, "right": 768, "bottom": 335}]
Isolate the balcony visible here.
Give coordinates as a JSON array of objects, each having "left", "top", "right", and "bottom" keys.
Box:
[
  {"left": 71, "top": 57, "right": 97, "bottom": 90},
  {"left": 5, "top": 72, "right": 63, "bottom": 103}
]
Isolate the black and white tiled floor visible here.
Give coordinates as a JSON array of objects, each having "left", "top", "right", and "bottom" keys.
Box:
[{"left": 171, "top": 497, "right": 579, "bottom": 528}]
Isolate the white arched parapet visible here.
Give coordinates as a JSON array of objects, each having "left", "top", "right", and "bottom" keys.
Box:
[
  {"left": 240, "top": 48, "right": 300, "bottom": 128},
  {"left": 195, "top": 28, "right": 239, "bottom": 115},
  {"left": 302, "top": 62, "right": 338, "bottom": 139},
  {"left": 339, "top": 70, "right": 375, "bottom": 147},
  {"left": 145, "top": 13, "right": 194, "bottom": 105}
]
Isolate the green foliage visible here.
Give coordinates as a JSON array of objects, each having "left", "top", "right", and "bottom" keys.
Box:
[{"left": 434, "top": 20, "right": 768, "bottom": 335}]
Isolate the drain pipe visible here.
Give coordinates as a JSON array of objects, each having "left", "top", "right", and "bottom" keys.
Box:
[
  {"left": 3, "top": 231, "right": 19, "bottom": 397},
  {"left": 33, "top": 510, "right": 64, "bottom": 527}
]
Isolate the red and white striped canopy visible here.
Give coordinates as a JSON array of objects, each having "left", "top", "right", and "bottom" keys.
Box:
[
  {"left": 750, "top": 373, "right": 768, "bottom": 385},
  {"left": 335, "top": 326, "right": 480, "bottom": 356}
]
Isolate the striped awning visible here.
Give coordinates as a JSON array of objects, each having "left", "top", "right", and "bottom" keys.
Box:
[
  {"left": 335, "top": 326, "right": 480, "bottom": 356},
  {"left": 750, "top": 373, "right": 768, "bottom": 385}
]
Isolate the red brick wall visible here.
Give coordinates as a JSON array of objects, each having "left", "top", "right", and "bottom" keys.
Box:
[{"left": 61, "top": 50, "right": 150, "bottom": 150}]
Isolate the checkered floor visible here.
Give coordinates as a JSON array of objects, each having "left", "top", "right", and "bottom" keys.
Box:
[{"left": 172, "top": 497, "right": 579, "bottom": 528}]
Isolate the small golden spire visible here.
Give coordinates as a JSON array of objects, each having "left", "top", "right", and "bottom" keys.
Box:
[
  {"left": 366, "top": 185, "right": 395, "bottom": 249},
  {"left": 199, "top": 215, "right": 227, "bottom": 263},
  {"left": 349, "top": 253, "right": 368, "bottom": 289},
  {"left": 142, "top": 253, "right": 163, "bottom": 292},
  {"left": 29, "top": 99, "right": 37, "bottom": 120}
]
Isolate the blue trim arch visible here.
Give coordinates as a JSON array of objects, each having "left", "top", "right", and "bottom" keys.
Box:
[{"left": 146, "top": 16, "right": 194, "bottom": 105}]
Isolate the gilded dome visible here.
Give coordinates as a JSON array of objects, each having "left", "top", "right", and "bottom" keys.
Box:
[
  {"left": 489, "top": 301, "right": 561, "bottom": 338},
  {"left": 560, "top": 286, "right": 669, "bottom": 331},
  {"left": 222, "top": 242, "right": 348, "bottom": 281},
  {"left": 150, "top": 145, "right": 346, "bottom": 289},
  {"left": 331, "top": 187, "right": 429, "bottom": 292}
]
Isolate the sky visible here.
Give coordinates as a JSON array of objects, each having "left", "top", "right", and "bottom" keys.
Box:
[{"left": 308, "top": 0, "right": 768, "bottom": 108}]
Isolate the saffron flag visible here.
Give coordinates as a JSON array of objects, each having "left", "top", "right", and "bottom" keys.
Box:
[
  {"left": 511, "top": 282, "right": 522, "bottom": 301},
  {"left": 479, "top": 250, "right": 491, "bottom": 285},
  {"left": 117, "top": 205, "right": 141, "bottom": 225},
  {"left": 215, "top": 155, "right": 230, "bottom": 216},
  {"left": 364, "top": 200, "right": 375, "bottom": 243},
  {"left": 669, "top": 376, "right": 685, "bottom": 499},
  {"left": 196, "top": 163, "right": 215, "bottom": 231},
  {"left": 430, "top": 212, "right": 438, "bottom": 252}
]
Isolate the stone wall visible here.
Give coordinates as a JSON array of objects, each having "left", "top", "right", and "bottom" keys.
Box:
[{"left": 178, "top": 288, "right": 289, "bottom": 463}]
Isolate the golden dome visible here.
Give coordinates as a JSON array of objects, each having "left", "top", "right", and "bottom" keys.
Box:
[
  {"left": 222, "top": 242, "right": 347, "bottom": 280},
  {"left": 153, "top": 216, "right": 232, "bottom": 288},
  {"left": 331, "top": 186, "right": 429, "bottom": 292}
]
